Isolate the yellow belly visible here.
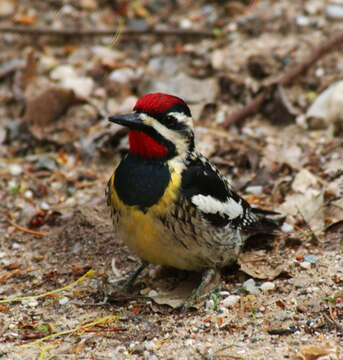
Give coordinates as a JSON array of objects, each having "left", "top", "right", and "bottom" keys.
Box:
[{"left": 108, "top": 161, "right": 197, "bottom": 270}]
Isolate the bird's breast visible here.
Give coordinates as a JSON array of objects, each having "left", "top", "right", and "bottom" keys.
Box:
[{"left": 114, "top": 154, "right": 171, "bottom": 211}]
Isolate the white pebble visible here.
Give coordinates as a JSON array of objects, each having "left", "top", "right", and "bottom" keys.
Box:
[
  {"left": 24, "top": 190, "right": 33, "bottom": 199},
  {"left": 22, "top": 298, "right": 38, "bottom": 307},
  {"left": 222, "top": 295, "right": 240, "bottom": 308},
  {"left": 300, "top": 261, "right": 311, "bottom": 270},
  {"left": 58, "top": 297, "right": 69, "bottom": 305},
  {"left": 281, "top": 223, "right": 293, "bottom": 232},
  {"left": 246, "top": 185, "right": 263, "bottom": 195},
  {"left": 147, "top": 290, "right": 158, "bottom": 297},
  {"left": 260, "top": 282, "right": 275, "bottom": 292},
  {"left": 9, "top": 164, "right": 22, "bottom": 176},
  {"left": 0, "top": 252, "right": 6, "bottom": 258}
]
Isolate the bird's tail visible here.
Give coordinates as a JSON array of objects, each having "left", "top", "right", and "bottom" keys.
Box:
[{"left": 249, "top": 207, "right": 285, "bottom": 233}]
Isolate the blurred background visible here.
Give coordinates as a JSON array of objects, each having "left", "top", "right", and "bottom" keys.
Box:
[{"left": 0, "top": 1, "right": 343, "bottom": 359}]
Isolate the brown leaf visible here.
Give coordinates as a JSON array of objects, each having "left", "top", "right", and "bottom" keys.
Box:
[
  {"left": 12, "top": 15, "right": 36, "bottom": 25},
  {"left": 294, "top": 344, "right": 338, "bottom": 360},
  {"left": 24, "top": 80, "right": 80, "bottom": 130},
  {"left": 150, "top": 272, "right": 221, "bottom": 309},
  {"left": 238, "top": 250, "right": 287, "bottom": 280}
]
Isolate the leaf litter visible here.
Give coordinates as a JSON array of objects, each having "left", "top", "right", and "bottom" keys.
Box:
[{"left": 0, "top": 0, "right": 343, "bottom": 359}]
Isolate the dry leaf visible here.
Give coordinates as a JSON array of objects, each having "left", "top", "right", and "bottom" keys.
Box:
[
  {"left": 294, "top": 344, "right": 338, "bottom": 360},
  {"left": 238, "top": 250, "right": 286, "bottom": 280},
  {"left": 13, "top": 15, "right": 36, "bottom": 25},
  {"left": 149, "top": 272, "right": 221, "bottom": 309}
]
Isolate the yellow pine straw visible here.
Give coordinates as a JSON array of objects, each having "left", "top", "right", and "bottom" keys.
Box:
[
  {"left": 21, "top": 314, "right": 118, "bottom": 347},
  {"left": 37, "top": 345, "right": 57, "bottom": 360},
  {"left": 0, "top": 269, "right": 94, "bottom": 304}
]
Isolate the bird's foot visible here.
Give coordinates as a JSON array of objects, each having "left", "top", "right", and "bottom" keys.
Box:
[
  {"left": 181, "top": 268, "right": 217, "bottom": 312},
  {"left": 107, "top": 261, "right": 148, "bottom": 294}
]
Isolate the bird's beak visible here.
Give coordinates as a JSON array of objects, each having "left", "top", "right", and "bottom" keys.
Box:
[{"left": 108, "top": 113, "right": 143, "bottom": 129}]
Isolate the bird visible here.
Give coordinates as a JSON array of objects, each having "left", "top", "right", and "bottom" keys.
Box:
[{"left": 106, "top": 92, "right": 282, "bottom": 309}]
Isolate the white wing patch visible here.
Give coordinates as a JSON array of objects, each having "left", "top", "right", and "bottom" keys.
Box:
[{"left": 191, "top": 194, "right": 244, "bottom": 219}]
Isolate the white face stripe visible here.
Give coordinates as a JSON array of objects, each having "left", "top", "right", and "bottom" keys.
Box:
[
  {"left": 168, "top": 112, "right": 193, "bottom": 128},
  {"left": 191, "top": 194, "right": 244, "bottom": 219},
  {"left": 140, "top": 113, "right": 192, "bottom": 156}
]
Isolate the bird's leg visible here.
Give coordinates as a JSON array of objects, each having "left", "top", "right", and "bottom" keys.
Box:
[
  {"left": 116, "top": 261, "right": 148, "bottom": 293},
  {"left": 182, "top": 268, "right": 216, "bottom": 312}
]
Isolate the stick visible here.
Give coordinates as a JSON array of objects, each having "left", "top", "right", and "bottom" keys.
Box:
[
  {"left": 0, "top": 24, "right": 216, "bottom": 38},
  {"left": 7, "top": 219, "right": 47, "bottom": 236},
  {"left": 223, "top": 31, "right": 343, "bottom": 128}
]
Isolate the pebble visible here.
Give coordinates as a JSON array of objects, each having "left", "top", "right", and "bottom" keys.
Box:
[
  {"left": 58, "top": 297, "right": 69, "bottom": 305},
  {"left": 222, "top": 295, "right": 240, "bottom": 307},
  {"left": 300, "top": 261, "right": 312, "bottom": 270},
  {"left": 109, "top": 68, "right": 136, "bottom": 84},
  {"left": 260, "top": 282, "right": 275, "bottom": 292},
  {"left": 24, "top": 190, "right": 33, "bottom": 199},
  {"left": 8, "top": 164, "right": 22, "bottom": 176},
  {"left": 22, "top": 298, "right": 38, "bottom": 307},
  {"left": 61, "top": 77, "right": 94, "bottom": 98},
  {"left": 0, "top": 252, "right": 6, "bottom": 258},
  {"left": 242, "top": 279, "right": 259, "bottom": 295},
  {"left": 205, "top": 299, "right": 215, "bottom": 310},
  {"left": 315, "top": 67, "right": 324, "bottom": 77},
  {"left": 296, "top": 15, "right": 310, "bottom": 26},
  {"left": 246, "top": 185, "right": 263, "bottom": 195},
  {"left": 326, "top": 4, "right": 343, "bottom": 19},
  {"left": 50, "top": 65, "right": 77, "bottom": 81},
  {"left": 281, "top": 223, "right": 293, "bottom": 232},
  {"left": 303, "top": 255, "right": 317, "bottom": 264},
  {"left": 147, "top": 290, "right": 158, "bottom": 297}
]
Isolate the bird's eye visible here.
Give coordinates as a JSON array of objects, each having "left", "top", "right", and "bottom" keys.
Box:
[{"left": 166, "top": 115, "right": 178, "bottom": 127}]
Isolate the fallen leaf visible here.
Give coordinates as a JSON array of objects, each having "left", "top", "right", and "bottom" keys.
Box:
[
  {"left": 12, "top": 15, "right": 36, "bottom": 25},
  {"left": 294, "top": 344, "right": 338, "bottom": 360},
  {"left": 238, "top": 250, "right": 287, "bottom": 280},
  {"left": 149, "top": 272, "right": 221, "bottom": 309}
]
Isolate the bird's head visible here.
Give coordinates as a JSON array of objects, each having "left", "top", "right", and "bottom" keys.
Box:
[{"left": 109, "top": 93, "right": 194, "bottom": 160}]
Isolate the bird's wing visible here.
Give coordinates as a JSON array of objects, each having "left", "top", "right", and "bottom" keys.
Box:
[{"left": 180, "top": 154, "right": 260, "bottom": 230}]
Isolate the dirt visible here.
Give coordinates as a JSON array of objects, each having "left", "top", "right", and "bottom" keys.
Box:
[{"left": 0, "top": 0, "right": 343, "bottom": 359}]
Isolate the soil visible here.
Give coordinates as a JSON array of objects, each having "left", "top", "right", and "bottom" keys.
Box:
[{"left": 0, "top": 0, "right": 342, "bottom": 359}]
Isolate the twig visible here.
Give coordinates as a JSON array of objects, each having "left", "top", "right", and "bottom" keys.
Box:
[
  {"left": 7, "top": 219, "right": 47, "bottom": 236},
  {"left": 223, "top": 31, "right": 343, "bottom": 127},
  {"left": 0, "top": 24, "right": 216, "bottom": 38}
]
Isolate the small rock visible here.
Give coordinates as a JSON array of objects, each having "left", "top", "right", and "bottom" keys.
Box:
[
  {"left": 80, "top": 0, "right": 97, "bottom": 10},
  {"left": 141, "top": 72, "right": 218, "bottom": 103},
  {"left": 300, "top": 261, "right": 311, "bottom": 270},
  {"left": 211, "top": 49, "right": 225, "bottom": 70},
  {"left": 147, "top": 290, "right": 158, "bottom": 297},
  {"left": 315, "top": 67, "right": 324, "bottom": 77},
  {"left": 50, "top": 65, "right": 77, "bottom": 81},
  {"left": 8, "top": 164, "right": 22, "bottom": 176},
  {"left": 109, "top": 68, "right": 137, "bottom": 84},
  {"left": 242, "top": 279, "right": 259, "bottom": 295},
  {"left": 21, "top": 298, "right": 38, "bottom": 307},
  {"left": 281, "top": 223, "right": 293, "bottom": 232},
  {"left": 205, "top": 299, "right": 215, "bottom": 310},
  {"left": 222, "top": 295, "right": 240, "bottom": 307},
  {"left": 59, "top": 297, "right": 69, "bottom": 305},
  {"left": 303, "top": 255, "right": 317, "bottom": 264},
  {"left": 326, "top": 4, "right": 343, "bottom": 19},
  {"left": 246, "top": 185, "right": 263, "bottom": 195},
  {"left": 61, "top": 76, "right": 94, "bottom": 98},
  {"left": 260, "top": 282, "right": 275, "bottom": 292},
  {"left": 296, "top": 15, "right": 310, "bottom": 26},
  {"left": 0, "top": 0, "right": 15, "bottom": 16}
]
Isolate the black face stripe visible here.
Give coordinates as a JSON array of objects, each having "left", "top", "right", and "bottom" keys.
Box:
[
  {"left": 140, "top": 103, "right": 192, "bottom": 132},
  {"left": 114, "top": 153, "right": 170, "bottom": 212}
]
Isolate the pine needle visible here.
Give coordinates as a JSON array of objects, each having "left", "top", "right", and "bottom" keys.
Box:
[
  {"left": 21, "top": 314, "right": 118, "bottom": 347},
  {"left": 0, "top": 269, "right": 94, "bottom": 304}
]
